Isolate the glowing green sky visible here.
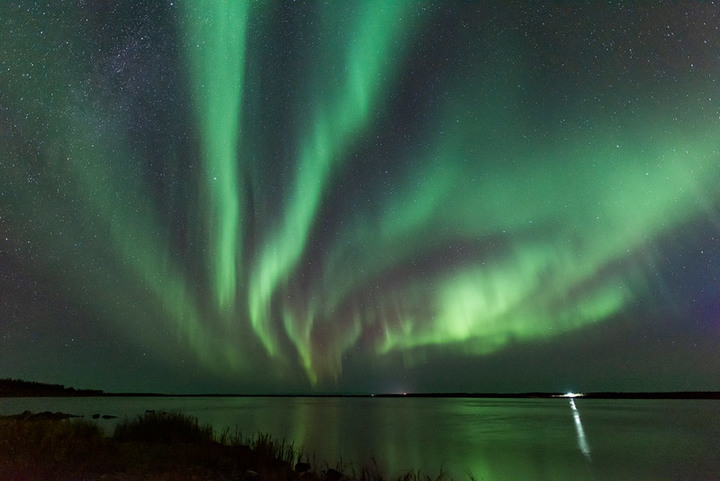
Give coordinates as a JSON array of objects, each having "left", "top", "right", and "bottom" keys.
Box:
[{"left": 1, "top": 3, "right": 718, "bottom": 393}]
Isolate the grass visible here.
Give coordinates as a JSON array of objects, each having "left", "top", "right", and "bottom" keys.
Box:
[
  {"left": 0, "top": 415, "right": 110, "bottom": 480},
  {"left": 113, "top": 411, "right": 215, "bottom": 445},
  {"left": 0, "top": 411, "right": 450, "bottom": 481}
]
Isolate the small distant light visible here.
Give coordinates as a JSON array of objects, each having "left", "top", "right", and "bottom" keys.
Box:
[{"left": 563, "top": 392, "right": 584, "bottom": 398}]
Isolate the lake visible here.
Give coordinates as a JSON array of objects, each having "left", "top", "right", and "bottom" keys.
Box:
[{"left": 1, "top": 396, "right": 717, "bottom": 480}]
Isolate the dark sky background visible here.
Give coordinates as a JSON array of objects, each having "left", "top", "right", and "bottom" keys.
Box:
[{"left": 1, "top": 2, "right": 719, "bottom": 394}]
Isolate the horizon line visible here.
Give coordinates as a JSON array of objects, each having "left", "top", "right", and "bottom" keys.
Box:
[{"left": 85, "top": 390, "right": 720, "bottom": 399}]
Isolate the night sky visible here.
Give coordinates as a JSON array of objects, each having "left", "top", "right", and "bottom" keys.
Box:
[{"left": 1, "top": 2, "right": 719, "bottom": 394}]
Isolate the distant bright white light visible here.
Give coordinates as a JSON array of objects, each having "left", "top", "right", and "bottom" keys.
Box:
[{"left": 562, "top": 392, "right": 584, "bottom": 398}]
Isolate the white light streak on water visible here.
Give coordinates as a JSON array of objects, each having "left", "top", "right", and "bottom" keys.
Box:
[{"left": 570, "top": 398, "right": 592, "bottom": 461}]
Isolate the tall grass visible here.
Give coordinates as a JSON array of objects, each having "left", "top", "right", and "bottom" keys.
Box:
[
  {"left": 218, "top": 427, "right": 301, "bottom": 466},
  {"left": 247, "top": 432, "right": 298, "bottom": 465},
  {"left": 0, "top": 416, "right": 108, "bottom": 479},
  {"left": 0, "top": 411, "right": 454, "bottom": 480},
  {"left": 113, "top": 410, "right": 215, "bottom": 444},
  {"left": 111, "top": 412, "right": 302, "bottom": 475}
]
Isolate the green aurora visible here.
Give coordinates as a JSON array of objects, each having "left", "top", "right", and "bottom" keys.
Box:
[{"left": 1, "top": 2, "right": 718, "bottom": 393}]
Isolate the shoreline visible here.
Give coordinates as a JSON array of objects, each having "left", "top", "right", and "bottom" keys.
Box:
[
  {"left": 0, "top": 410, "right": 392, "bottom": 481},
  {"left": 4, "top": 375, "right": 719, "bottom": 399}
]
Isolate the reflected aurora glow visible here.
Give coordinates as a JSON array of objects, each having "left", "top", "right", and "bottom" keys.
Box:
[{"left": 1, "top": 3, "right": 718, "bottom": 392}]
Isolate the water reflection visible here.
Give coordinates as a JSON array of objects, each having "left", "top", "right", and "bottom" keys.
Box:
[
  {"left": 3, "top": 397, "right": 718, "bottom": 479},
  {"left": 569, "top": 398, "right": 591, "bottom": 461}
]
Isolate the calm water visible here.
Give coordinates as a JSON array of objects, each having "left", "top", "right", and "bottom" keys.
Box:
[{"left": 1, "top": 396, "right": 717, "bottom": 480}]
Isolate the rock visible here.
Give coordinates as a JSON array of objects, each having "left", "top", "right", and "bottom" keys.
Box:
[
  {"left": 5, "top": 411, "right": 82, "bottom": 421},
  {"left": 101, "top": 414, "right": 118, "bottom": 419},
  {"left": 295, "top": 462, "right": 311, "bottom": 473},
  {"left": 92, "top": 413, "right": 101, "bottom": 419}
]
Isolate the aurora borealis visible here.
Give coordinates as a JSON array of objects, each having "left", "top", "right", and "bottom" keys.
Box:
[{"left": 1, "top": 2, "right": 719, "bottom": 394}]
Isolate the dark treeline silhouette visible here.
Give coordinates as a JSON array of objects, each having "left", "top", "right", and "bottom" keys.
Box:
[
  {"left": 1, "top": 378, "right": 718, "bottom": 398},
  {"left": 0, "top": 378, "right": 103, "bottom": 397}
]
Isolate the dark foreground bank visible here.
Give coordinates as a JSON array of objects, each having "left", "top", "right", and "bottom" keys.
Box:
[{"left": 0, "top": 411, "right": 424, "bottom": 481}]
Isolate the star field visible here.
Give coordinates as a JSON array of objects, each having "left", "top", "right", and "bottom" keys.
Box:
[{"left": 1, "top": 2, "right": 719, "bottom": 393}]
